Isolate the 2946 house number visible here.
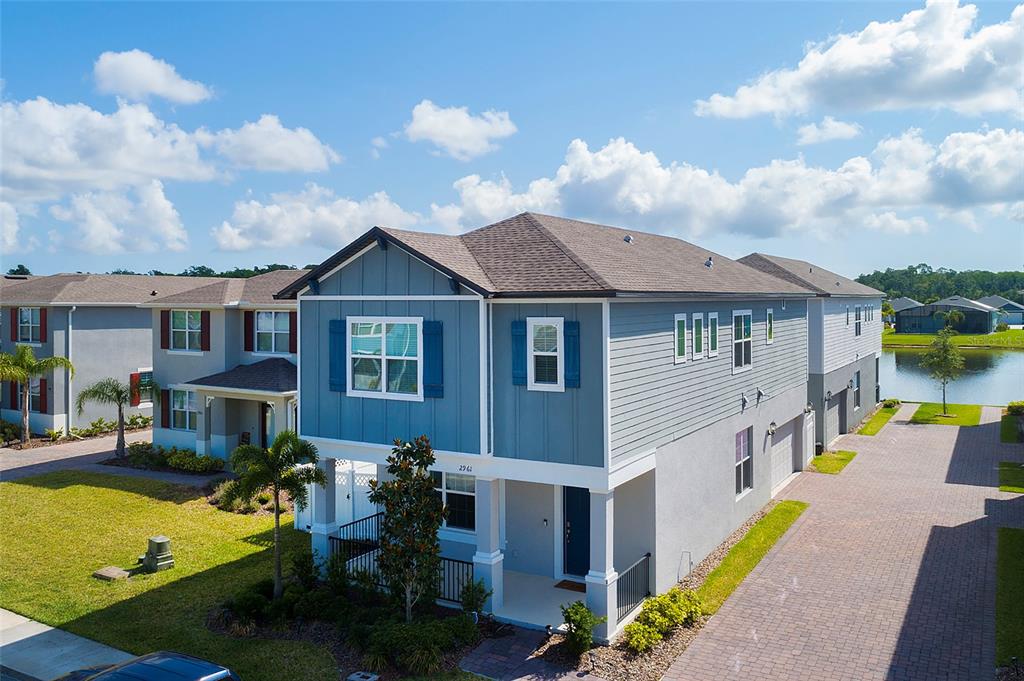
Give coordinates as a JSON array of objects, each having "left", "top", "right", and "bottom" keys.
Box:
[{"left": 457, "top": 464, "right": 473, "bottom": 473}]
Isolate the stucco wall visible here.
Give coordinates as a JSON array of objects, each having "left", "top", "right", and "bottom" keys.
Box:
[{"left": 809, "top": 351, "right": 878, "bottom": 445}]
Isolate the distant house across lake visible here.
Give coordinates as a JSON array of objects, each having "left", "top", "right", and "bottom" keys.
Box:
[
  {"left": 977, "top": 295, "right": 1024, "bottom": 325},
  {"left": 894, "top": 296, "right": 999, "bottom": 334}
]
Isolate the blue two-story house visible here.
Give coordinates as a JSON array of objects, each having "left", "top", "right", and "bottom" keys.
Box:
[{"left": 277, "top": 213, "right": 817, "bottom": 638}]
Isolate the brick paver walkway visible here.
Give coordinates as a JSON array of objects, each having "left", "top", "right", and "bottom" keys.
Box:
[{"left": 663, "top": 403, "right": 1024, "bottom": 681}]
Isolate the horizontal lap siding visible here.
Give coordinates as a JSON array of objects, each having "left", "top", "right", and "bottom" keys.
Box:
[
  {"left": 491, "top": 303, "right": 604, "bottom": 468},
  {"left": 301, "top": 244, "right": 481, "bottom": 453},
  {"left": 822, "top": 297, "right": 882, "bottom": 373},
  {"left": 609, "top": 300, "right": 807, "bottom": 465}
]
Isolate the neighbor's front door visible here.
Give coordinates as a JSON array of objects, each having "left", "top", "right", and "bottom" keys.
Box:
[{"left": 563, "top": 486, "right": 590, "bottom": 578}]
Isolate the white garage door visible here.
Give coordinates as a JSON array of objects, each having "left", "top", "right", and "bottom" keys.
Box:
[
  {"left": 770, "top": 420, "right": 797, "bottom": 495},
  {"left": 825, "top": 394, "right": 841, "bottom": 445}
]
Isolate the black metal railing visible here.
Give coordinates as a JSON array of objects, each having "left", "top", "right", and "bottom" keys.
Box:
[
  {"left": 616, "top": 552, "right": 651, "bottom": 622},
  {"left": 328, "top": 512, "right": 473, "bottom": 605}
]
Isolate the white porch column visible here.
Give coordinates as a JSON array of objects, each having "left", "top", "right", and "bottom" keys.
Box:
[
  {"left": 195, "top": 395, "right": 213, "bottom": 455},
  {"left": 586, "top": 489, "right": 617, "bottom": 640},
  {"left": 311, "top": 457, "right": 337, "bottom": 570},
  {"left": 473, "top": 477, "right": 504, "bottom": 612}
]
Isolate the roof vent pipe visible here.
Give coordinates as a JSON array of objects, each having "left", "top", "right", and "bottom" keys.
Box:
[
  {"left": 705, "top": 256, "right": 714, "bottom": 269},
  {"left": 623, "top": 235, "right": 634, "bottom": 244}
]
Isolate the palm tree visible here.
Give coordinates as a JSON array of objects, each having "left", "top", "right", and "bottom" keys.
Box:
[
  {"left": 75, "top": 378, "right": 132, "bottom": 458},
  {"left": 227, "top": 431, "right": 327, "bottom": 599},
  {"left": 0, "top": 345, "right": 74, "bottom": 445}
]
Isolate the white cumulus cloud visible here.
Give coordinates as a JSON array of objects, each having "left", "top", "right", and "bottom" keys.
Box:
[
  {"left": 431, "top": 127, "right": 1023, "bottom": 238},
  {"left": 404, "top": 99, "right": 517, "bottom": 161},
  {"left": 212, "top": 183, "right": 419, "bottom": 251},
  {"left": 49, "top": 180, "right": 188, "bottom": 253},
  {"left": 797, "top": 117, "right": 863, "bottom": 145},
  {"left": 94, "top": 49, "right": 212, "bottom": 104},
  {"left": 197, "top": 114, "right": 341, "bottom": 172},
  {"left": 695, "top": 1, "right": 1024, "bottom": 118}
]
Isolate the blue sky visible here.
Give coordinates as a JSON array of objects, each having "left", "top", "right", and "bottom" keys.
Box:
[{"left": 2, "top": 1, "right": 1021, "bottom": 279}]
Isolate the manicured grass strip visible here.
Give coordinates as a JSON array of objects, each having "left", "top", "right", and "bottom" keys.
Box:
[
  {"left": 859, "top": 406, "right": 899, "bottom": 435},
  {"left": 882, "top": 328, "right": 1024, "bottom": 348},
  {"left": 696, "top": 500, "right": 808, "bottom": 614},
  {"left": 0, "top": 471, "right": 337, "bottom": 681},
  {"left": 996, "top": 527, "right": 1024, "bottom": 666},
  {"left": 1001, "top": 414, "right": 1023, "bottom": 443},
  {"left": 910, "top": 402, "right": 982, "bottom": 426},
  {"left": 809, "top": 450, "right": 856, "bottom": 475},
  {"left": 999, "top": 461, "right": 1024, "bottom": 494}
]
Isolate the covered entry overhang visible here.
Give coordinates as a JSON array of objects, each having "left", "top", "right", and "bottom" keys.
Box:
[{"left": 179, "top": 358, "right": 297, "bottom": 457}]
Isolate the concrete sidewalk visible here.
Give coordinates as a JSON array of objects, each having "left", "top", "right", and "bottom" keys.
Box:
[{"left": 0, "top": 609, "right": 132, "bottom": 681}]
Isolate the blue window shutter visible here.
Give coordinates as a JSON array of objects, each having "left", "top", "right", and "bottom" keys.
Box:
[
  {"left": 511, "top": 320, "right": 527, "bottom": 386},
  {"left": 564, "top": 320, "right": 580, "bottom": 388},
  {"left": 423, "top": 320, "right": 443, "bottom": 398},
  {"left": 329, "top": 319, "right": 346, "bottom": 392}
]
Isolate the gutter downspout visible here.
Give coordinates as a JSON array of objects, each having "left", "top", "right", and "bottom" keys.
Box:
[{"left": 66, "top": 305, "right": 76, "bottom": 434}]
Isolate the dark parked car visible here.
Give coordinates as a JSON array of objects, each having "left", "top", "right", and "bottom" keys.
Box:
[{"left": 52, "top": 652, "right": 241, "bottom": 681}]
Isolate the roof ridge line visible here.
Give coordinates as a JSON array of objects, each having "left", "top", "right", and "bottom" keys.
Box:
[
  {"left": 452, "top": 233, "right": 498, "bottom": 292},
  {"left": 743, "top": 253, "right": 826, "bottom": 295},
  {"left": 523, "top": 213, "right": 614, "bottom": 291}
]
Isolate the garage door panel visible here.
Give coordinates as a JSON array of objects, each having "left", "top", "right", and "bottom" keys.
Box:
[{"left": 770, "top": 420, "right": 796, "bottom": 493}]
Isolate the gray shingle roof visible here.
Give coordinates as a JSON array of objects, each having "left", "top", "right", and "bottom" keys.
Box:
[
  {"left": 280, "top": 213, "right": 814, "bottom": 298},
  {"left": 889, "top": 296, "right": 922, "bottom": 312},
  {"left": 978, "top": 294, "right": 1024, "bottom": 312},
  {"left": 931, "top": 296, "right": 998, "bottom": 312},
  {"left": 737, "top": 253, "right": 883, "bottom": 297},
  {"left": 184, "top": 358, "right": 296, "bottom": 394},
  {"left": 0, "top": 273, "right": 224, "bottom": 306},
  {"left": 147, "top": 269, "right": 308, "bottom": 307}
]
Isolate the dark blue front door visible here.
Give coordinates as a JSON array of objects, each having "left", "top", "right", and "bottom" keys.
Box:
[{"left": 563, "top": 487, "right": 590, "bottom": 577}]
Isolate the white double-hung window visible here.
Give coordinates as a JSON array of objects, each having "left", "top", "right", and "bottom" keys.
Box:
[
  {"left": 732, "top": 310, "right": 752, "bottom": 373},
  {"left": 348, "top": 317, "right": 422, "bottom": 401},
  {"left": 431, "top": 471, "right": 476, "bottom": 531},
  {"left": 708, "top": 312, "right": 719, "bottom": 357},
  {"left": 256, "top": 311, "right": 290, "bottom": 353},
  {"left": 674, "top": 313, "right": 687, "bottom": 364},
  {"left": 171, "top": 389, "right": 197, "bottom": 431},
  {"left": 171, "top": 310, "right": 202, "bottom": 351},
  {"left": 18, "top": 307, "right": 40, "bottom": 343},
  {"left": 527, "top": 317, "right": 564, "bottom": 392}
]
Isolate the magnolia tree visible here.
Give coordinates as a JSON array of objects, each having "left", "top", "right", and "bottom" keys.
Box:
[
  {"left": 367, "top": 435, "right": 446, "bottom": 623},
  {"left": 921, "top": 328, "right": 965, "bottom": 415}
]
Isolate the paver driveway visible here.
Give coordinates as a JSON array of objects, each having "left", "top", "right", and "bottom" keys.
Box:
[{"left": 664, "top": 403, "right": 1024, "bottom": 681}]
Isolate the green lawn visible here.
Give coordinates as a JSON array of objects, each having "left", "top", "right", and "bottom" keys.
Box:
[
  {"left": 0, "top": 471, "right": 337, "bottom": 681},
  {"left": 999, "top": 461, "right": 1024, "bottom": 494},
  {"left": 696, "top": 500, "right": 808, "bottom": 614},
  {"left": 909, "top": 402, "right": 982, "bottom": 426},
  {"left": 858, "top": 406, "right": 899, "bottom": 436},
  {"left": 882, "top": 328, "right": 1024, "bottom": 348},
  {"left": 809, "top": 450, "right": 857, "bottom": 475},
  {"left": 996, "top": 527, "right": 1024, "bottom": 666},
  {"left": 1001, "top": 414, "right": 1022, "bottom": 443}
]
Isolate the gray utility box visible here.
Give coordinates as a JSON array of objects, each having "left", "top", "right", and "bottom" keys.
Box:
[{"left": 141, "top": 535, "right": 174, "bottom": 572}]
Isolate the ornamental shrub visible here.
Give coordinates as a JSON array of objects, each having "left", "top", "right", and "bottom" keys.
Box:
[
  {"left": 290, "top": 549, "right": 318, "bottom": 591},
  {"left": 622, "top": 620, "right": 663, "bottom": 653},
  {"left": 460, "top": 577, "right": 492, "bottom": 613},
  {"left": 1007, "top": 401, "right": 1024, "bottom": 416},
  {"left": 166, "top": 448, "right": 224, "bottom": 473},
  {"left": 996, "top": 321, "right": 1009, "bottom": 332},
  {"left": 622, "top": 588, "right": 703, "bottom": 654},
  {"left": 882, "top": 398, "right": 902, "bottom": 409},
  {"left": 560, "top": 600, "right": 605, "bottom": 656}
]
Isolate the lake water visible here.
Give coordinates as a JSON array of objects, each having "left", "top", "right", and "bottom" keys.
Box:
[{"left": 880, "top": 347, "right": 1024, "bottom": 406}]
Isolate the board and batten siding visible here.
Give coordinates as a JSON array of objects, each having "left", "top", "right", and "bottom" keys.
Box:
[
  {"left": 608, "top": 299, "right": 808, "bottom": 466},
  {"left": 491, "top": 302, "right": 604, "bottom": 468},
  {"left": 814, "top": 297, "right": 882, "bottom": 374},
  {"left": 299, "top": 243, "right": 481, "bottom": 453}
]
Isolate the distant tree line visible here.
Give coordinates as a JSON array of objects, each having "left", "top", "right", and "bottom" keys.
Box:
[
  {"left": 856, "top": 264, "right": 1024, "bottom": 305},
  {"left": 107, "top": 264, "right": 313, "bottom": 278}
]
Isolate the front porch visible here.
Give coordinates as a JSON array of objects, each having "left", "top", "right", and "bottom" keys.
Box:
[
  {"left": 310, "top": 457, "right": 655, "bottom": 638},
  {"left": 178, "top": 358, "right": 297, "bottom": 458}
]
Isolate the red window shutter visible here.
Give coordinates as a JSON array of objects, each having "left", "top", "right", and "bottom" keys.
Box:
[
  {"left": 38, "top": 378, "right": 47, "bottom": 414},
  {"left": 200, "top": 311, "right": 211, "bottom": 351},
  {"left": 160, "top": 310, "right": 170, "bottom": 349},
  {"left": 9, "top": 309, "right": 17, "bottom": 341},
  {"left": 39, "top": 308, "right": 47, "bottom": 342},
  {"left": 129, "top": 373, "right": 141, "bottom": 407},
  {"left": 289, "top": 311, "right": 297, "bottom": 353},
  {"left": 8, "top": 381, "right": 16, "bottom": 409},
  {"left": 160, "top": 389, "right": 171, "bottom": 428},
  {"left": 243, "top": 311, "right": 254, "bottom": 352}
]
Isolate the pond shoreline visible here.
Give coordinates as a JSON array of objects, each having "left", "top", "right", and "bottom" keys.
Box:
[
  {"left": 880, "top": 346, "right": 1021, "bottom": 407},
  {"left": 883, "top": 343, "right": 1024, "bottom": 350}
]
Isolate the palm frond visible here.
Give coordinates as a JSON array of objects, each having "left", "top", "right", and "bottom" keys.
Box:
[{"left": 75, "top": 377, "right": 130, "bottom": 415}]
